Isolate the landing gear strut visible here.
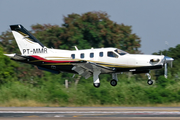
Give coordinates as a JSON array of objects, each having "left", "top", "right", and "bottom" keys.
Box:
[{"left": 146, "top": 73, "right": 153, "bottom": 85}]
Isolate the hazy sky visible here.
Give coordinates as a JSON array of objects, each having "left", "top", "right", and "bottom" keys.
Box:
[{"left": 0, "top": 0, "right": 180, "bottom": 54}]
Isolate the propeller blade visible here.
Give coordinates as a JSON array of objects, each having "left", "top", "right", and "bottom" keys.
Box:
[
  {"left": 171, "top": 61, "right": 173, "bottom": 68},
  {"left": 164, "top": 56, "right": 174, "bottom": 78},
  {"left": 164, "top": 62, "right": 167, "bottom": 78}
]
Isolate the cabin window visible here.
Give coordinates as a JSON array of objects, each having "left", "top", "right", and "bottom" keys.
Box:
[
  {"left": 99, "top": 52, "right": 103, "bottom": 57},
  {"left": 90, "top": 53, "right": 94, "bottom": 58},
  {"left": 80, "top": 53, "right": 84, "bottom": 58},
  {"left": 71, "top": 54, "right": 75, "bottom": 59},
  {"left": 107, "top": 51, "right": 118, "bottom": 58}
]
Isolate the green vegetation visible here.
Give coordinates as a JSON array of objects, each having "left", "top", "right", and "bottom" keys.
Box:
[
  {"left": 0, "top": 11, "right": 180, "bottom": 106},
  {"left": 0, "top": 75, "right": 180, "bottom": 107}
]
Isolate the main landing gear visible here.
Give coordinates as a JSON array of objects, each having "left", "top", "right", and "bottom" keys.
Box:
[
  {"left": 146, "top": 73, "right": 153, "bottom": 85},
  {"left": 93, "top": 70, "right": 101, "bottom": 88},
  {"left": 110, "top": 73, "right": 118, "bottom": 86},
  {"left": 110, "top": 79, "right": 117, "bottom": 86},
  {"left": 93, "top": 83, "right": 100, "bottom": 88},
  {"left": 93, "top": 70, "right": 118, "bottom": 88}
]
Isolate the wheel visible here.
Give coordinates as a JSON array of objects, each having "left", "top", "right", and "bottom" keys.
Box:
[
  {"left": 147, "top": 79, "right": 153, "bottom": 85},
  {"left": 93, "top": 83, "right": 100, "bottom": 88},
  {"left": 110, "top": 79, "right": 117, "bottom": 86}
]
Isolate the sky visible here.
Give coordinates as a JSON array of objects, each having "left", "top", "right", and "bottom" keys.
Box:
[{"left": 0, "top": 0, "right": 180, "bottom": 54}]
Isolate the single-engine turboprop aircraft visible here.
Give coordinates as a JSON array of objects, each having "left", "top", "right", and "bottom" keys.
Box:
[{"left": 5, "top": 24, "right": 174, "bottom": 88}]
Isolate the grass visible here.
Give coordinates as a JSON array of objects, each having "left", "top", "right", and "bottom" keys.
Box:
[
  {"left": 0, "top": 76, "right": 180, "bottom": 107},
  {"left": 2, "top": 99, "right": 180, "bottom": 107}
]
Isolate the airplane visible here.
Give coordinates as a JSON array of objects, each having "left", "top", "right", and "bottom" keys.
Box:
[{"left": 5, "top": 24, "right": 174, "bottom": 88}]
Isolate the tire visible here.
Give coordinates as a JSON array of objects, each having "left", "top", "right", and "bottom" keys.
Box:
[
  {"left": 110, "top": 79, "right": 117, "bottom": 86},
  {"left": 147, "top": 79, "right": 153, "bottom": 85},
  {"left": 93, "top": 83, "right": 100, "bottom": 88}
]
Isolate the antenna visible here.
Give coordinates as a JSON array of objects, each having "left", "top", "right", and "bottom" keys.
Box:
[{"left": 74, "top": 46, "right": 78, "bottom": 51}]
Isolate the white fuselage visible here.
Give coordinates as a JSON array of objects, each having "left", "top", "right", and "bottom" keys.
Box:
[{"left": 33, "top": 47, "right": 164, "bottom": 72}]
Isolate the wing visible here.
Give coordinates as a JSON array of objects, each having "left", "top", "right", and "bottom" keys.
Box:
[
  {"left": 5, "top": 54, "right": 115, "bottom": 79},
  {"left": 71, "top": 62, "right": 114, "bottom": 79}
]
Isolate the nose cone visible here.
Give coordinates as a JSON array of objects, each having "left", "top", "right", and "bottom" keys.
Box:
[{"left": 164, "top": 56, "right": 174, "bottom": 63}]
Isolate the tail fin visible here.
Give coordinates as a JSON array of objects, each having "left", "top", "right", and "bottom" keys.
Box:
[{"left": 10, "top": 24, "right": 46, "bottom": 55}]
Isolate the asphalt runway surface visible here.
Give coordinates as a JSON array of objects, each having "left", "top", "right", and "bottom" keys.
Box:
[{"left": 1, "top": 107, "right": 180, "bottom": 120}]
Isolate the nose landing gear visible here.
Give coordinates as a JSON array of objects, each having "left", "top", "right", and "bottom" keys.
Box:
[
  {"left": 147, "top": 79, "right": 153, "bottom": 85},
  {"left": 146, "top": 73, "right": 153, "bottom": 85}
]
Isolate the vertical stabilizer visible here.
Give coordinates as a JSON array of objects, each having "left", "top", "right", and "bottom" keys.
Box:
[{"left": 10, "top": 24, "right": 46, "bottom": 55}]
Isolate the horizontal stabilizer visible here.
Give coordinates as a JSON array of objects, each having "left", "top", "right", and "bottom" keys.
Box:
[{"left": 4, "top": 54, "right": 26, "bottom": 60}]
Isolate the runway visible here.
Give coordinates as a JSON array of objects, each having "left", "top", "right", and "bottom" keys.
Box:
[{"left": 0, "top": 107, "right": 180, "bottom": 120}]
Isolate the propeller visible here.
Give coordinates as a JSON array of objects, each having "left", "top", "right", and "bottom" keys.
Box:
[
  {"left": 164, "top": 56, "right": 174, "bottom": 78},
  {"left": 164, "top": 41, "right": 174, "bottom": 78}
]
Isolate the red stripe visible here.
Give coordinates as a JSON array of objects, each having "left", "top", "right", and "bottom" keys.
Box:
[{"left": 31, "top": 55, "right": 76, "bottom": 63}]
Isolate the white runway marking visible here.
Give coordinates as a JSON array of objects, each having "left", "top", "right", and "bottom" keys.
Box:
[{"left": 0, "top": 111, "right": 180, "bottom": 115}]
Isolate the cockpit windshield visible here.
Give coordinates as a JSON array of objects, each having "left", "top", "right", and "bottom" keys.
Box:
[{"left": 115, "top": 49, "right": 128, "bottom": 56}]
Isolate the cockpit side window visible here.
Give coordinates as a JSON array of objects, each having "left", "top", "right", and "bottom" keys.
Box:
[
  {"left": 115, "top": 49, "right": 128, "bottom": 56},
  {"left": 107, "top": 51, "right": 118, "bottom": 58}
]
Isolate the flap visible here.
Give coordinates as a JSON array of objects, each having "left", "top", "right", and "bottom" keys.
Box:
[{"left": 71, "top": 62, "right": 114, "bottom": 74}]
